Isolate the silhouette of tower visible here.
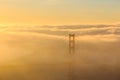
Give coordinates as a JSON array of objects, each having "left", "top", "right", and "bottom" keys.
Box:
[
  {"left": 69, "top": 34, "right": 75, "bottom": 55},
  {"left": 68, "top": 34, "right": 76, "bottom": 80}
]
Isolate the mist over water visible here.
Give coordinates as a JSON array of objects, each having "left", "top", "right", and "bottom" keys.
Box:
[{"left": 0, "top": 25, "right": 120, "bottom": 80}]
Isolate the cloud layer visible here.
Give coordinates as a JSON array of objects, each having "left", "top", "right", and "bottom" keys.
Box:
[
  {"left": 0, "top": 25, "right": 120, "bottom": 80},
  {"left": 2, "top": 24, "right": 120, "bottom": 42},
  {"left": 0, "top": 25, "right": 120, "bottom": 64}
]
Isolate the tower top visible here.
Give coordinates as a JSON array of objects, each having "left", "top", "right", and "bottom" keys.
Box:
[{"left": 69, "top": 34, "right": 75, "bottom": 36}]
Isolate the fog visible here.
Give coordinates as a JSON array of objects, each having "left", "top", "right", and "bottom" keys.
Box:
[{"left": 0, "top": 25, "right": 120, "bottom": 80}]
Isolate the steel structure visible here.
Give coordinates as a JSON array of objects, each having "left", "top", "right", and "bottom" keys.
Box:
[{"left": 69, "top": 34, "right": 75, "bottom": 55}]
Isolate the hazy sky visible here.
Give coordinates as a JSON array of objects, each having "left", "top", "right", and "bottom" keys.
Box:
[{"left": 0, "top": 0, "right": 120, "bottom": 26}]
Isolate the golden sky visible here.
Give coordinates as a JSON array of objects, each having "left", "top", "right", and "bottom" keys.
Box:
[{"left": 0, "top": 0, "right": 120, "bottom": 26}]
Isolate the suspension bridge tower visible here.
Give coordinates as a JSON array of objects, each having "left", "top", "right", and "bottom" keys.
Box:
[
  {"left": 68, "top": 34, "right": 76, "bottom": 80},
  {"left": 69, "top": 34, "right": 75, "bottom": 55}
]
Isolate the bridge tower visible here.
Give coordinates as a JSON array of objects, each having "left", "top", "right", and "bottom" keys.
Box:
[{"left": 69, "top": 34, "right": 75, "bottom": 55}]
